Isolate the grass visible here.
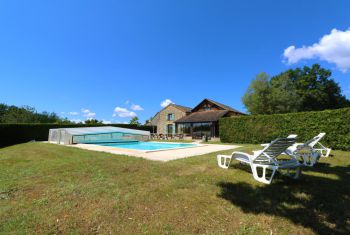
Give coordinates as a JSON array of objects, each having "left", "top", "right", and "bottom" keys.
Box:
[{"left": 0, "top": 143, "right": 349, "bottom": 234}]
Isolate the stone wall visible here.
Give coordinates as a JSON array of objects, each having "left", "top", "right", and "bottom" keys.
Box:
[{"left": 151, "top": 105, "right": 187, "bottom": 134}]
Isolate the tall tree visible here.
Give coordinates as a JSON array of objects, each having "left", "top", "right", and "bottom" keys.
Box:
[
  {"left": 242, "top": 72, "right": 273, "bottom": 115},
  {"left": 282, "top": 64, "right": 350, "bottom": 111},
  {"left": 242, "top": 64, "right": 350, "bottom": 115},
  {"left": 269, "top": 72, "right": 301, "bottom": 113},
  {"left": 129, "top": 116, "right": 141, "bottom": 126}
]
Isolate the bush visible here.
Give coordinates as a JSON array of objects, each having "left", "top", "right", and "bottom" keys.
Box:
[
  {"left": 0, "top": 124, "right": 156, "bottom": 147},
  {"left": 220, "top": 108, "right": 350, "bottom": 150}
]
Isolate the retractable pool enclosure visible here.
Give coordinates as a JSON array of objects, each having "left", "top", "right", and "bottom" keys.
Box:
[{"left": 48, "top": 126, "right": 150, "bottom": 145}]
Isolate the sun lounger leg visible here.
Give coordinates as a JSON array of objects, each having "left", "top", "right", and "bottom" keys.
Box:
[
  {"left": 299, "top": 151, "right": 320, "bottom": 166},
  {"left": 285, "top": 167, "right": 301, "bottom": 179},
  {"left": 315, "top": 143, "right": 331, "bottom": 157},
  {"left": 217, "top": 155, "right": 232, "bottom": 169},
  {"left": 251, "top": 164, "right": 277, "bottom": 184}
]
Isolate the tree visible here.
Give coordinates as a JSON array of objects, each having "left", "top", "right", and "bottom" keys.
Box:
[
  {"left": 0, "top": 103, "right": 66, "bottom": 123},
  {"left": 84, "top": 119, "right": 102, "bottom": 124},
  {"left": 282, "top": 64, "right": 350, "bottom": 111},
  {"left": 242, "top": 64, "right": 350, "bottom": 115},
  {"left": 129, "top": 116, "right": 141, "bottom": 126},
  {"left": 144, "top": 117, "right": 153, "bottom": 125},
  {"left": 269, "top": 72, "right": 301, "bottom": 113},
  {"left": 242, "top": 72, "right": 273, "bottom": 115}
]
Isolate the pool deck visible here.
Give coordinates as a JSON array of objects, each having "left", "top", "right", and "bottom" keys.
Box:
[{"left": 68, "top": 142, "right": 240, "bottom": 161}]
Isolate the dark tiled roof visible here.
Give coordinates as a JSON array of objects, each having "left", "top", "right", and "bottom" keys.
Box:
[
  {"left": 192, "top": 98, "right": 245, "bottom": 115},
  {"left": 175, "top": 110, "right": 229, "bottom": 123},
  {"left": 172, "top": 104, "right": 192, "bottom": 112},
  {"left": 150, "top": 104, "right": 192, "bottom": 122}
]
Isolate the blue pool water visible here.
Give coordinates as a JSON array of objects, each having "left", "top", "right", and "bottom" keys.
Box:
[{"left": 96, "top": 141, "right": 197, "bottom": 151}]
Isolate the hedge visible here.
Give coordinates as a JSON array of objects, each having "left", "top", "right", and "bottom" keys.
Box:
[
  {"left": 220, "top": 108, "right": 350, "bottom": 150},
  {"left": 0, "top": 124, "right": 156, "bottom": 147}
]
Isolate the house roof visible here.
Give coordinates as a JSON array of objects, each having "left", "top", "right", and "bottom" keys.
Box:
[
  {"left": 175, "top": 110, "right": 229, "bottom": 123},
  {"left": 192, "top": 98, "right": 245, "bottom": 115},
  {"left": 150, "top": 104, "right": 192, "bottom": 123},
  {"left": 171, "top": 104, "right": 192, "bottom": 112}
]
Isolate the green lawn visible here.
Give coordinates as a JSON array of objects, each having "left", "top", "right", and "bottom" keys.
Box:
[{"left": 0, "top": 143, "right": 349, "bottom": 234}]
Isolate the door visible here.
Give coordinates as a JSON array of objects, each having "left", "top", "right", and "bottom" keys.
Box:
[{"left": 167, "top": 124, "right": 174, "bottom": 135}]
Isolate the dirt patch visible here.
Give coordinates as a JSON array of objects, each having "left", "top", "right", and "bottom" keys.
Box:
[{"left": 0, "top": 188, "right": 18, "bottom": 200}]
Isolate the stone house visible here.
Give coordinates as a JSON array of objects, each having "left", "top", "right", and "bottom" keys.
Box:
[
  {"left": 175, "top": 98, "right": 245, "bottom": 138},
  {"left": 150, "top": 104, "right": 191, "bottom": 135},
  {"left": 151, "top": 98, "right": 245, "bottom": 138}
]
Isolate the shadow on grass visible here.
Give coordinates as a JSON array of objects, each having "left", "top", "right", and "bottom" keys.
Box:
[{"left": 217, "top": 163, "right": 350, "bottom": 235}]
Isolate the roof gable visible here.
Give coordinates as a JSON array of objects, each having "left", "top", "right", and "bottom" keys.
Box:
[
  {"left": 150, "top": 104, "right": 192, "bottom": 122},
  {"left": 172, "top": 104, "right": 192, "bottom": 112},
  {"left": 191, "top": 98, "right": 244, "bottom": 114}
]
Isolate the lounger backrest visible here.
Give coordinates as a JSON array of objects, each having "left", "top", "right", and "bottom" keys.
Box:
[
  {"left": 305, "top": 133, "right": 326, "bottom": 148},
  {"left": 255, "top": 137, "right": 297, "bottom": 162}
]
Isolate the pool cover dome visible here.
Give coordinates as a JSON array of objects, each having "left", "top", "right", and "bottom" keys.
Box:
[{"left": 48, "top": 126, "right": 150, "bottom": 145}]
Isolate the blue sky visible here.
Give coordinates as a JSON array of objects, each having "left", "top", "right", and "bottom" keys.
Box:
[{"left": 1, "top": 0, "right": 349, "bottom": 123}]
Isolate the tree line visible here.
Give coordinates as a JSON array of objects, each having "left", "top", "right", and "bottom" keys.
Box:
[
  {"left": 0, "top": 104, "right": 71, "bottom": 124},
  {"left": 0, "top": 103, "right": 143, "bottom": 125},
  {"left": 242, "top": 64, "right": 350, "bottom": 115}
]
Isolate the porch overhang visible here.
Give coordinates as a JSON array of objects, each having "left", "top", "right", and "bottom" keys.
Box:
[{"left": 175, "top": 110, "right": 229, "bottom": 123}]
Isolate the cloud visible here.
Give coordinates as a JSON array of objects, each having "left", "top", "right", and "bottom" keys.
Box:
[
  {"left": 81, "top": 108, "right": 96, "bottom": 118},
  {"left": 160, "top": 99, "right": 174, "bottom": 108},
  {"left": 69, "top": 111, "right": 79, "bottom": 116},
  {"left": 131, "top": 104, "right": 144, "bottom": 111},
  {"left": 70, "top": 119, "right": 82, "bottom": 123},
  {"left": 102, "top": 120, "right": 112, "bottom": 124},
  {"left": 283, "top": 28, "right": 350, "bottom": 72},
  {"left": 113, "top": 107, "right": 136, "bottom": 118}
]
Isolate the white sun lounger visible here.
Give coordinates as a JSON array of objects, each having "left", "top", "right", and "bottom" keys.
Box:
[
  {"left": 306, "top": 133, "right": 331, "bottom": 157},
  {"left": 286, "top": 133, "right": 331, "bottom": 166},
  {"left": 217, "top": 137, "right": 301, "bottom": 184}
]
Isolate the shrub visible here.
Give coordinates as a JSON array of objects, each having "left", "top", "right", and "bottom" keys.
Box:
[
  {"left": 0, "top": 124, "right": 156, "bottom": 147},
  {"left": 220, "top": 108, "right": 350, "bottom": 150}
]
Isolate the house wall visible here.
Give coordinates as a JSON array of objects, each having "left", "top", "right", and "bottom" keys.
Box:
[{"left": 152, "top": 105, "right": 188, "bottom": 134}]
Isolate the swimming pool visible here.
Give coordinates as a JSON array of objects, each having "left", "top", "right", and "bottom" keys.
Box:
[{"left": 95, "top": 141, "right": 197, "bottom": 151}]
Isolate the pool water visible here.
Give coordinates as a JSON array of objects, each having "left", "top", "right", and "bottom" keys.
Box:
[{"left": 96, "top": 141, "right": 197, "bottom": 151}]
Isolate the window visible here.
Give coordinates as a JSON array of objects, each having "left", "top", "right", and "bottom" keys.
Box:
[
  {"left": 192, "top": 122, "right": 212, "bottom": 137},
  {"left": 203, "top": 104, "right": 211, "bottom": 111},
  {"left": 167, "top": 113, "right": 175, "bottom": 121},
  {"left": 178, "top": 123, "right": 191, "bottom": 135}
]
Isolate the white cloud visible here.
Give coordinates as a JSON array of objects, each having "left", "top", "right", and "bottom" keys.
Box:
[
  {"left": 102, "top": 120, "right": 112, "bottom": 124},
  {"left": 81, "top": 108, "right": 96, "bottom": 118},
  {"left": 70, "top": 119, "right": 82, "bottom": 123},
  {"left": 160, "top": 99, "right": 174, "bottom": 108},
  {"left": 283, "top": 28, "right": 350, "bottom": 72},
  {"left": 69, "top": 111, "right": 79, "bottom": 116},
  {"left": 113, "top": 107, "right": 136, "bottom": 118},
  {"left": 131, "top": 104, "right": 144, "bottom": 111}
]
